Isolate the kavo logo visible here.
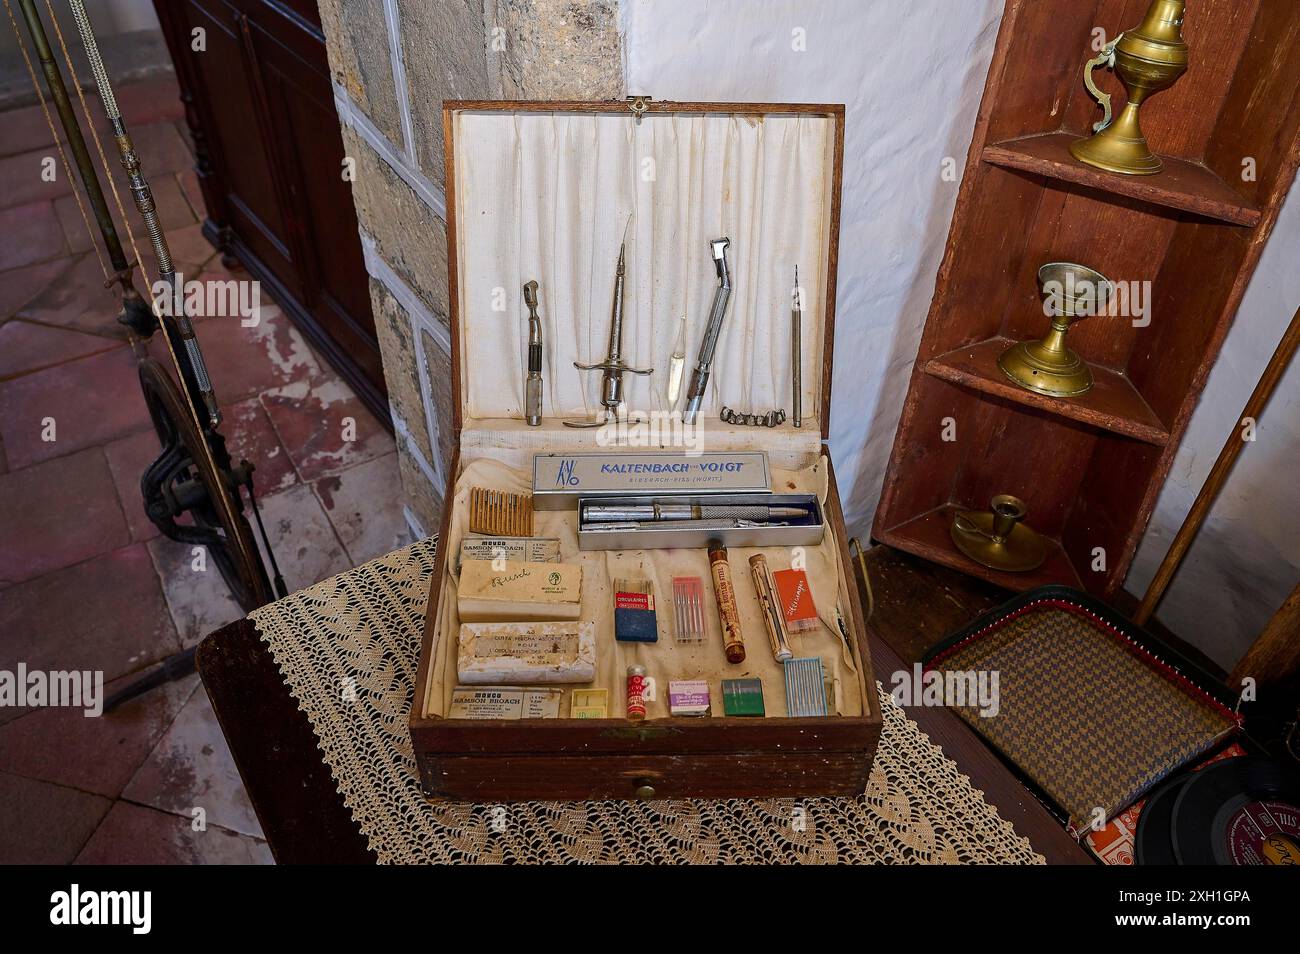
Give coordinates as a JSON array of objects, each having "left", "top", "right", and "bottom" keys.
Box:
[
  {"left": 555, "top": 459, "right": 579, "bottom": 487},
  {"left": 50, "top": 884, "right": 151, "bottom": 934}
]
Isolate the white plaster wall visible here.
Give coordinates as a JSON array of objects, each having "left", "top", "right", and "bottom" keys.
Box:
[
  {"left": 1126, "top": 195, "right": 1300, "bottom": 670},
  {"left": 624, "top": 0, "right": 1300, "bottom": 670}
]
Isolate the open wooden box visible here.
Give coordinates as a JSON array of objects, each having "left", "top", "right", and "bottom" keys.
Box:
[
  {"left": 875, "top": 0, "right": 1300, "bottom": 599},
  {"left": 409, "top": 100, "right": 881, "bottom": 801}
]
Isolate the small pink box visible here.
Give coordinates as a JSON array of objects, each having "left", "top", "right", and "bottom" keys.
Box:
[{"left": 668, "top": 679, "right": 711, "bottom": 717}]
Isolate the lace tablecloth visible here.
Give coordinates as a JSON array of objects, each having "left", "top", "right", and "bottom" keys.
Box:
[{"left": 250, "top": 539, "right": 1044, "bottom": 864}]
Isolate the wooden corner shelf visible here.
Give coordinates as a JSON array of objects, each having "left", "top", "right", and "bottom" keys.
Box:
[
  {"left": 875, "top": 0, "right": 1300, "bottom": 600},
  {"left": 982, "top": 133, "right": 1261, "bottom": 227},
  {"left": 876, "top": 506, "right": 1084, "bottom": 594},
  {"left": 924, "top": 337, "right": 1170, "bottom": 445}
]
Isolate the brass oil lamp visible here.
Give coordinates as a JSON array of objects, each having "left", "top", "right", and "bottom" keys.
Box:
[{"left": 1070, "top": 0, "right": 1189, "bottom": 176}]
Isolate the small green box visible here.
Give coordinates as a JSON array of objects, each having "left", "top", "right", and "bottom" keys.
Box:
[{"left": 721, "top": 678, "right": 765, "bottom": 717}]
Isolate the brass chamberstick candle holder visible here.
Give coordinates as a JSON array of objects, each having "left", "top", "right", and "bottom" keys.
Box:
[
  {"left": 950, "top": 495, "right": 1047, "bottom": 573},
  {"left": 1069, "top": 0, "right": 1189, "bottom": 176}
]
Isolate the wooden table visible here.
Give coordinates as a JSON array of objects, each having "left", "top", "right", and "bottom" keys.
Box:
[{"left": 198, "top": 544, "right": 1092, "bottom": 865}]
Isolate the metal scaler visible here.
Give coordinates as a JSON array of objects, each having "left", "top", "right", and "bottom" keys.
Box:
[
  {"left": 522, "top": 280, "right": 544, "bottom": 425},
  {"left": 792, "top": 265, "right": 802, "bottom": 428},
  {"left": 565, "top": 222, "right": 652, "bottom": 427},
  {"left": 682, "top": 237, "right": 732, "bottom": 425}
]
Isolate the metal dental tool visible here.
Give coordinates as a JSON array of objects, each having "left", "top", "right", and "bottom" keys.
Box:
[
  {"left": 682, "top": 237, "right": 733, "bottom": 424},
  {"left": 667, "top": 314, "right": 687, "bottom": 410},
  {"left": 585, "top": 519, "right": 792, "bottom": 532},
  {"left": 792, "top": 265, "right": 802, "bottom": 428},
  {"left": 720, "top": 406, "right": 786, "bottom": 427},
  {"left": 565, "top": 219, "right": 652, "bottom": 427},
  {"left": 522, "top": 280, "right": 544, "bottom": 425},
  {"left": 581, "top": 502, "right": 811, "bottom": 523}
]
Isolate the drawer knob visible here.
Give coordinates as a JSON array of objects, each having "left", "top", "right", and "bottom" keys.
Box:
[{"left": 634, "top": 782, "right": 656, "bottom": 800}]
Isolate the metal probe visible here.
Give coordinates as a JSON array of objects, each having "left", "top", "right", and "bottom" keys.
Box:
[{"left": 792, "top": 265, "right": 802, "bottom": 428}]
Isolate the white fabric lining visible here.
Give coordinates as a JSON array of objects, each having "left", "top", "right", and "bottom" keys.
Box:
[{"left": 453, "top": 109, "right": 834, "bottom": 430}]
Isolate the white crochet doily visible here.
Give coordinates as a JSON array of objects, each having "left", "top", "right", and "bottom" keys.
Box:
[{"left": 251, "top": 539, "right": 1044, "bottom": 864}]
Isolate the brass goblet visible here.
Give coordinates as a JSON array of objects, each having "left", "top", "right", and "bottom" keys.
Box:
[
  {"left": 1070, "top": 0, "right": 1189, "bottom": 176},
  {"left": 999, "top": 262, "right": 1112, "bottom": 398}
]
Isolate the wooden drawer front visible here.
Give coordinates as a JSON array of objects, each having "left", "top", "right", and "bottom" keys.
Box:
[{"left": 417, "top": 750, "right": 876, "bottom": 802}]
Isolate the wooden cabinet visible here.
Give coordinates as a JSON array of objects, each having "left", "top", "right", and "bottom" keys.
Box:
[
  {"left": 153, "top": 0, "right": 387, "bottom": 423},
  {"left": 875, "top": 0, "right": 1300, "bottom": 599}
]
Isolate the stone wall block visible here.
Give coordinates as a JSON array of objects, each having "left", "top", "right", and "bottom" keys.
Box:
[{"left": 317, "top": 0, "right": 406, "bottom": 147}]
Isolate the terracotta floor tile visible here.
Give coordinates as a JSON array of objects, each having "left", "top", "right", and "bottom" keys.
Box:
[
  {"left": 0, "top": 102, "right": 58, "bottom": 158},
  {"left": 15, "top": 250, "right": 133, "bottom": 337},
  {"left": 224, "top": 394, "right": 297, "bottom": 494},
  {"left": 159, "top": 222, "right": 219, "bottom": 276},
  {"left": 0, "top": 447, "right": 129, "bottom": 585},
  {"left": 0, "top": 674, "right": 198, "bottom": 799},
  {"left": 252, "top": 482, "right": 353, "bottom": 593},
  {"left": 316, "top": 452, "right": 411, "bottom": 565},
  {"left": 0, "top": 345, "right": 149, "bottom": 469},
  {"left": 70, "top": 77, "right": 182, "bottom": 138},
  {"left": 73, "top": 801, "right": 272, "bottom": 865},
  {"left": 178, "top": 168, "right": 207, "bottom": 218},
  {"left": 0, "top": 256, "right": 74, "bottom": 320},
  {"left": 124, "top": 122, "right": 195, "bottom": 177},
  {"left": 0, "top": 772, "right": 112, "bottom": 864},
  {"left": 262, "top": 372, "right": 396, "bottom": 482},
  {"left": 103, "top": 429, "right": 164, "bottom": 543},
  {"left": 123, "top": 686, "right": 263, "bottom": 837},
  {"left": 113, "top": 76, "right": 185, "bottom": 126},
  {"left": 0, "top": 318, "right": 119, "bottom": 380},
  {"left": 147, "top": 536, "right": 244, "bottom": 649},
  {"left": 195, "top": 257, "right": 243, "bottom": 281},
  {"left": 0, "top": 147, "right": 74, "bottom": 210},
  {"left": 189, "top": 303, "right": 321, "bottom": 404},
  {"left": 54, "top": 172, "right": 196, "bottom": 256},
  {"left": 0, "top": 544, "right": 181, "bottom": 705},
  {"left": 0, "top": 200, "right": 66, "bottom": 271}
]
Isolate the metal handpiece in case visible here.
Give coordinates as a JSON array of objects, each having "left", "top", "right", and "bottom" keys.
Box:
[{"left": 577, "top": 492, "right": 825, "bottom": 551}]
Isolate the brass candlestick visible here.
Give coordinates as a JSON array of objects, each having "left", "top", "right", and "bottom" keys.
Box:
[
  {"left": 950, "top": 495, "right": 1046, "bottom": 573},
  {"left": 999, "top": 262, "right": 1112, "bottom": 398},
  {"left": 1069, "top": 0, "right": 1189, "bottom": 176}
]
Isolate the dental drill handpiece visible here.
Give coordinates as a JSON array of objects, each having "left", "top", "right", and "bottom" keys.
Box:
[
  {"left": 682, "top": 237, "right": 732, "bottom": 425},
  {"left": 522, "top": 280, "right": 544, "bottom": 425}
]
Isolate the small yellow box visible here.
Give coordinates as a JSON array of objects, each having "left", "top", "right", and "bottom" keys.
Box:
[{"left": 570, "top": 688, "right": 609, "bottom": 719}]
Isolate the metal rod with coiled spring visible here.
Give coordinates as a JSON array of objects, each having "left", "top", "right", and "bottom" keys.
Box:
[{"left": 67, "top": 0, "right": 222, "bottom": 428}]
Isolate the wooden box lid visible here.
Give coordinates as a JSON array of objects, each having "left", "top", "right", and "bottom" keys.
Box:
[{"left": 442, "top": 100, "right": 845, "bottom": 454}]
